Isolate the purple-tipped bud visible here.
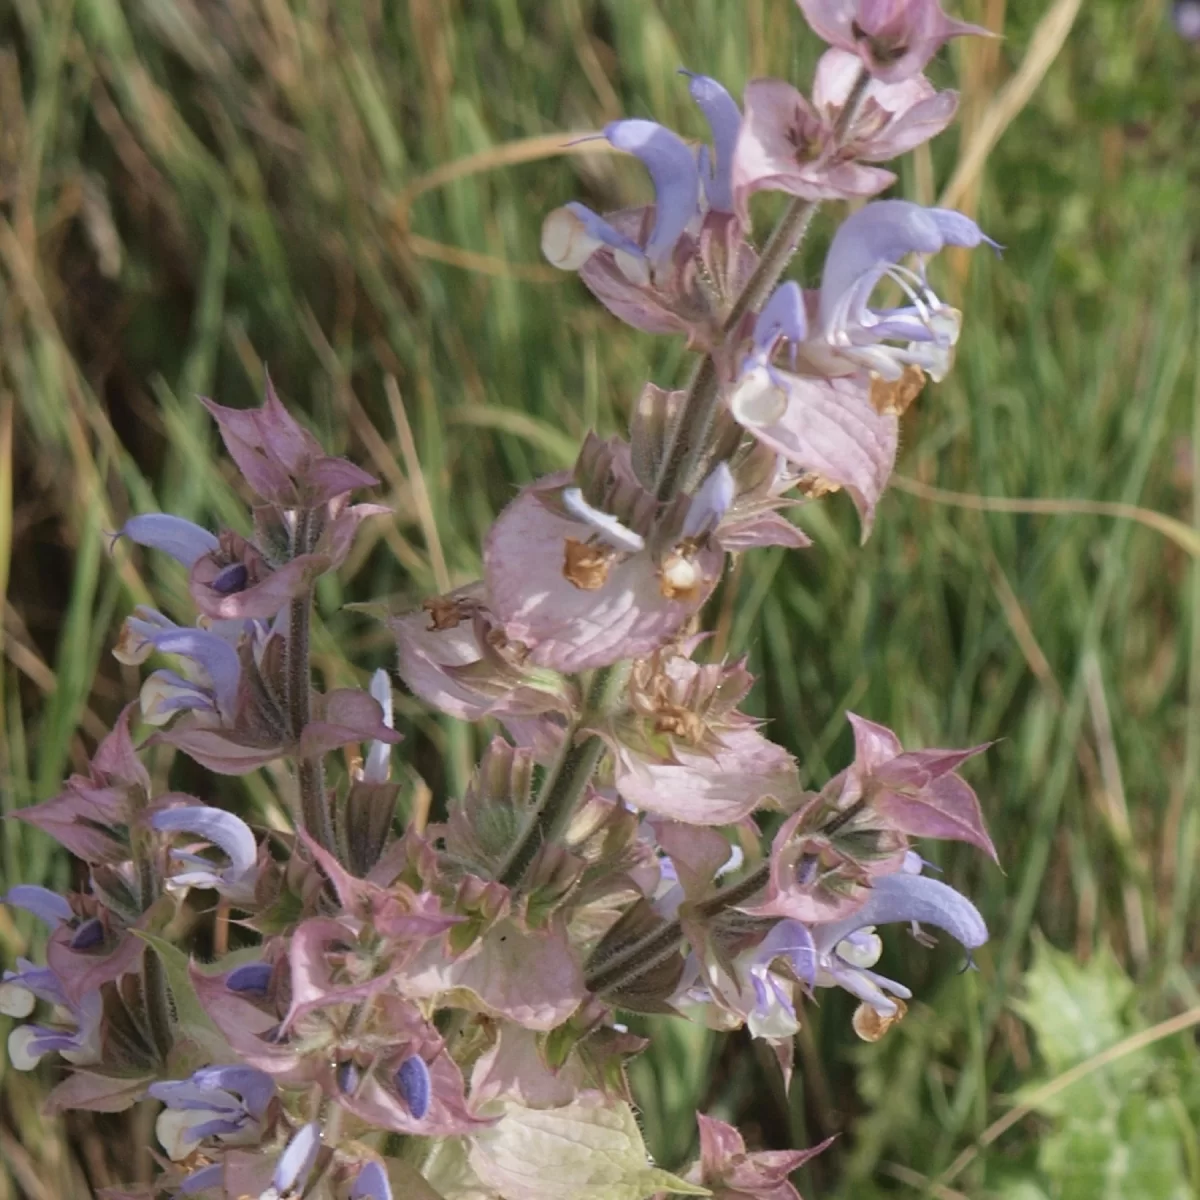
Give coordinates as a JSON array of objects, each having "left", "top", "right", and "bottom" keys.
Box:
[
  {"left": 68, "top": 918, "right": 105, "bottom": 951},
  {"left": 337, "top": 1059, "right": 362, "bottom": 1095},
  {"left": 351, "top": 1161, "right": 393, "bottom": 1200},
  {"left": 395, "top": 1055, "right": 431, "bottom": 1120},
  {"left": 682, "top": 464, "right": 736, "bottom": 539},
  {"left": 210, "top": 561, "right": 249, "bottom": 595},
  {"left": 226, "top": 962, "right": 274, "bottom": 996}
]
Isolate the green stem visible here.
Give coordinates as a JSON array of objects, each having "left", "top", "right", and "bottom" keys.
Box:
[
  {"left": 287, "top": 509, "right": 334, "bottom": 852},
  {"left": 497, "top": 663, "right": 630, "bottom": 888}
]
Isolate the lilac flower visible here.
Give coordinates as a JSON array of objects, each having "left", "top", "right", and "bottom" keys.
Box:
[
  {"left": 0, "top": 959, "right": 59, "bottom": 1019},
  {"left": 149, "top": 1066, "right": 275, "bottom": 1161},
  {"left": 113, "top": 514, "right": 219, "bottom": 568},
  {"left": 796, "top": 0, "right": 991, "bottom": 83},
  {"left": 3, "top": 885, "right": 73, "bottom": 928},
  {"left": 541, "top": 78, "right": 757, "bottom": 342},
  {"left": 351, "top": 1162, "right": 394, "bottom": 1200},
  {"left": 542, "top": 120, "right": 699, "bottom": 286},
  {"left": 6, "top": 983, "right": 102, "bottom": 1071},
  {"left": 805, "top": 199, "right": 997, "bottom": 381},
  {"left": 726, "top": 202, "right": 995, "bottom": 534},
  {"left": 114, "top": 607, "right": 242, "bottom": 726},
  {"left": 151, "top": 805, "right": 259, "bottom": 904},
  {"left": 743, "top": 919, "right": 818, "bottom": 1039},
  {"left": 811, "top": 870, "right": 987, "bottom": 1020},
  {"left": 260, "top": 1122, "right": 322, "bottom": 1200}
]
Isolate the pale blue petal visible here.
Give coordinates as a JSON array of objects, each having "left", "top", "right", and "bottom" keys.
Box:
[
  {"left": 351, "top": 1161, "right": 394, "bottom": 1200},
  {"left": 152, "top": 806, "right": 257, "bottom": 877},
  {"left": 117, "top": 515, "right": 219, "bottom": 568},
  {"left": 814, "top": 872, "right": 988, "bottom": 953},
  {"left": 273, "top": 1122, "right": 321, "bottom": 1191},
  {"left": 682, "top": 463, "right": 736, "bottom": 538},
  {"left": 680, "top": 70, "right": 741, "bottom": 212},
  {"left": 604, "top": 119, "right": 700, "bottom": 266},
  {"left": 3, "top": 886, "right": 72, "bottom": 927}
]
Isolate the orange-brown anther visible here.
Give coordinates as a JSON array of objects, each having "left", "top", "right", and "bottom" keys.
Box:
[
  {"left": 563, "top": 538, "right": 615, "bottom": 591},
  {"left": 869, "top": 364, "right": 926, "bottom": 416}
]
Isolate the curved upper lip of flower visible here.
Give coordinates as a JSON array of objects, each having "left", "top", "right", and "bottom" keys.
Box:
[{"left": 814, "top": 871, "right": 988, "bottom": 953}]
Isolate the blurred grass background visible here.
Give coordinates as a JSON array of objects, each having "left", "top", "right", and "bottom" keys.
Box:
[{"left": 1, "top": 0, "right": 1199, "bottom": 1195}]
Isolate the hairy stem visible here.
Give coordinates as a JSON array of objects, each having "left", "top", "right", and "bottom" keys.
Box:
[
  {"left": 497, "top": 663, "right": 630, "bottom": 888},
  {"left": 287, "top": 508, "right": 334, "bottom": 852},
  {"left": 143, "top": 947, "right": 176, "bottom": 1063},
  {"left": 498, "top": 71, "right": 874, "bottom": 892},
  {"left": 584, "top": 861, "right": 771, "bottom": 995}
]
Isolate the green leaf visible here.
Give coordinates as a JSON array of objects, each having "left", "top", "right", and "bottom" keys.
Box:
[
  {"left": 468, "top": 1094, "right": 710, "bottom": 1200},
  {"left": 1011, "top": 932, "right": 1137, "bottom": 1077},
  {"left": 133, "top": 932, "right": 232, "bottom": 1061}
]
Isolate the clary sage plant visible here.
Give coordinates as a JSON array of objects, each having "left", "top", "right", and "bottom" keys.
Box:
[{"left": 2, "top": 2, "right": 1002, "bottom": 1196}]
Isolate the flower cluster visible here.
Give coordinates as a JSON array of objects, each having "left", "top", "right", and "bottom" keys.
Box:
[{"left": 4, "top": 3, "right": 999, "bottom": 1197}]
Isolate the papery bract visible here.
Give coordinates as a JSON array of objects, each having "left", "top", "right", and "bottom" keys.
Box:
[
  {"left": 685, "top": 1112, "right": 833, "bottom": 1200},
  {"left": 12, "top": 704, "right": 148, "bottom": 863},
  {"left": 732, "top": 50, "right": 957, "bottom": 215},
  {"left": 485, "top": 451, "right": 724, "bottom": 672},
  {"left": 795, "top": 0, "right": 991, "bottom": 83},
  {"left": 835, "top": 712, "right": 996, "bottom": 858},
  {"left": 202, "top": 376, "right": 377, "bottom": 507}
]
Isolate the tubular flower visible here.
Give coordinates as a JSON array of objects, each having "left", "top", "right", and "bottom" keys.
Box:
[
  {"left": 150, "top": 804, "right": 261, "bottom": 904},
  {"left": 795, "top": 0, "right": 991, "bottom": 84},
  {"left": 541, "top": 77, "right": 758, "bottom": 343},
  {"left": 810, "top": 868, "right": 987, "bottom": 1036},
  {"left": 727, "top": 201, "right": 996, "bottom": 535},
  {"left": 2, "top": 954, "right": 103, "bottom": 1072},
  {"left": 150, "top": 1066, "right": 276, "bottom": 1161}
]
